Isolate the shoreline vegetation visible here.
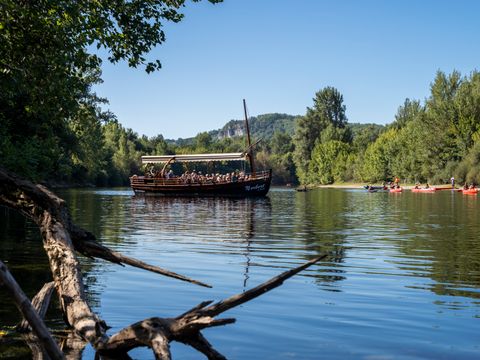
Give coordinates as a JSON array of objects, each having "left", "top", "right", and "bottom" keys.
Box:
[
  {"left": 2, "top": 4, "right": 480, "bottom": 190},
  {"left": 3, "top": 70, "right": 480, "bottom": 189}
]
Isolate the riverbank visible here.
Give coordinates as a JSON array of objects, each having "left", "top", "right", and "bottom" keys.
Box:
[{"left": 311, "top": 183, "right": 457, "bottom": 190}]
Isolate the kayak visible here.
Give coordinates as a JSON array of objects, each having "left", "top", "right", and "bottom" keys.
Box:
[
  {"left": 363, "top": 185, "right": 387, "bottom": 191},
  {"left": 390, "top": 187, "right": 403, "bottom": 193},
  {"left": 462, "top": 188, "right": 478, "bottom": 195},
  {"left": 411, "top": 187, "right": 436, "bottom": 193}
]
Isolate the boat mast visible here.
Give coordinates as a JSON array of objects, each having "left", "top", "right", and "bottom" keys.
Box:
[{"left": 243, "top": 99, "right": 256, "bottom": 176}]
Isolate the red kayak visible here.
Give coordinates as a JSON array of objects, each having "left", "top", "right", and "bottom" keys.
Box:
[
  {"left": 389, "top": 187, "right": 403, "bottom": 193},
  {"left": 462, "top": 188, "right": 478, "bottom": 195},
  {"left": 411, "top": 187, "right": 436, "bottom": 193}
]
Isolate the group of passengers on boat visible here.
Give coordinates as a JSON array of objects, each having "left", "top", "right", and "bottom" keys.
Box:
[
  {"left": 178, "top": 170, "right": 251, "bottom": 184},
  {"left": 145, "top": 166, "right": 252, "bottom": 184}
]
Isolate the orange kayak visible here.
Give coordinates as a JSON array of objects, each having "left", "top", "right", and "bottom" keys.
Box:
[
  {"left": 411, "top": 187, "right": 436, "bottom": 193},
  {"left": 462, "top": 188, "right": 478, "bottom": 195},
  {"left": 389, "top": 187, "right": 403, "bottom": 193}
]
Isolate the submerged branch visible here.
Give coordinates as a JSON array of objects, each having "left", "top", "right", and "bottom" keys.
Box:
[
  {"left": 201, "top": 254, "right": 327, "bottom": 317},
  {"left": 72, "top": 234, "right": 211, "bottom": 288},
  {"left": 17, "top": 282, "right": 56, "bottom": 332},
  {"left": 0, "top": 261, "right": 64, "bottom": 360}
]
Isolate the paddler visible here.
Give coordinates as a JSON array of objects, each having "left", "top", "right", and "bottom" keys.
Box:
[{"left": 394, "top": 176, "right": 400, "bottom": 187}]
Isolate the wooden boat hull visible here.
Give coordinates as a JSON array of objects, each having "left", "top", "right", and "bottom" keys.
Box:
[{"left": 130, "top": 170, "right": 272, "bottom": 197}]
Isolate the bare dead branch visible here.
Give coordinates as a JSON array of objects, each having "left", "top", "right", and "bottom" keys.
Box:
[
  {"left": 0, "top": 261, "right": 64, "bottom": 360},
  {"left": 17, "top": 282, "right": 55, "bottom": 332},
  {"left": 201, "top": 254, "right": 327, "bottom": 317},
  {"left": 72, "top": 237, "right": 211, "bottom": 288},
  {"left": 179, "top": 332, "right": 227, "bottom": 360},
  {"left": 151, "top": 332, "right": 171, "bottom": 360}
]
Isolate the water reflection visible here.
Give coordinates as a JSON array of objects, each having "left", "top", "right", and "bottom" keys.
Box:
[
  {"left": 2, "top": 188, "right": 480, "bottom": 359},
  {"left": 132, "top": 196, "right": 273, "bottom": 290},
  {"left": 340, "top": 190, "right": 480, "bottom": 301},
  {"left": 293, "top": 189, "right": 348, "bottom": 287}
]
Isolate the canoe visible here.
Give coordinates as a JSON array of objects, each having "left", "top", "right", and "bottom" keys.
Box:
[
  {"left": 462, "top": 188, "right": 478, "bottom": 195},
  {"left": 363, "top": 185, "right": 387, "bottom": 191},
  {"left": 389, "top": 187, "right": 403, "bottom": 193},
  {"left": 364, "top": 185, "right": 388, "bottom": 193},
  {"left": 411, "top": 187, "right": 436, "bottom": 193}
]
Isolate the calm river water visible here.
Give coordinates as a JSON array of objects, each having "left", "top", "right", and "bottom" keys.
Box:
[{"left": 1, "top": 187, "right": 480, "bottom": 359}]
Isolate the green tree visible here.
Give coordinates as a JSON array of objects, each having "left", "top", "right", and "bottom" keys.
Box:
[
  {"left": 68, "top": 103, "right": 108, "bottom": 184},
  {"left": 308, "top": 140, "right": 350, "bottom": 184},
  {"left": 358, "top": 129, "right": 399, "bottom": 183},
  {"left": 0, "top": 0, "right": 221, "bottom": 182},
  {"left": 390, "top": 98, "right": 423, "bottom": 130},
  {"left": 424, "top": 70, "right": 462, "bottom": 163},
  {"left": 271, "top": 131, "right": 294, "bottom": 154},
  {"left": 194, "top": 132, "right": 213, "bottom": 151},
  {"left": 454, "top": 71, "right": 480, "bottom": 155},
  {"left": 293, "top": 87, "right": 348, "bottom": 184}
]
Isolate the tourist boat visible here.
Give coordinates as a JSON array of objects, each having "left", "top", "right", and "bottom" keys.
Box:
[
  {"left": 130, "top": 100, "right": 272, "bottom": 197},
  {"left": 462, "top": 188, "right": 478, "bottom": 195}
]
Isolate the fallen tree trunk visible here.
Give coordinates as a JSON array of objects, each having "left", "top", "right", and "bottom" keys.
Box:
[{"left": 0, "top": 166, "right": 326, "bottom": 358}]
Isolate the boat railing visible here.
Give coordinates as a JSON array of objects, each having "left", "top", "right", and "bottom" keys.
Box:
[{"left": 130, "top": 169, "right": 271, "bottom": 186}]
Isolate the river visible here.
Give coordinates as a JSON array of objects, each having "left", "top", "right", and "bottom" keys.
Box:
[{"left": 1, "top": 187, "right": 479, "bottom": 359}]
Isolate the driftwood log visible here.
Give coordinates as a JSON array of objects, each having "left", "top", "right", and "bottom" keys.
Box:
[{"left": 0, "top": 166, "right": 326, "bottom": 359}]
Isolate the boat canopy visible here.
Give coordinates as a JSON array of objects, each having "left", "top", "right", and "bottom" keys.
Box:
[{"left": 141, "top": 153, "right": 247, "bottom": 164}]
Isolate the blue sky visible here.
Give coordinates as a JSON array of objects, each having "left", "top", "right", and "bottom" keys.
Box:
[{"left": 95, "top": 0, "right": 480, "bottom": 139}]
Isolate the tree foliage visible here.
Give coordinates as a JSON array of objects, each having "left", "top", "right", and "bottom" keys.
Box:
[
  {"left": 293, "top": 86, "right": 351, "bottom": 184},
  {"left": 1, "top": 1, "right": 479, "bottom": 189},
  {"left": 0, "top": 0, "right": 221, "bottom": 183}
]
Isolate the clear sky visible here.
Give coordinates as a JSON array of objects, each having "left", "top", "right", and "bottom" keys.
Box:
[{"left": 95, "top": 0, "right": 480, "bottom": 139}]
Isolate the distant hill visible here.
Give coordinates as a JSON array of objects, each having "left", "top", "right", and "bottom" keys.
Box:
[
  {"left": 211, "top": 113, "right": 298, "bottom": 140},
  {"left": 167, "top": 114, "right": 385, "bottom": 145}
]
